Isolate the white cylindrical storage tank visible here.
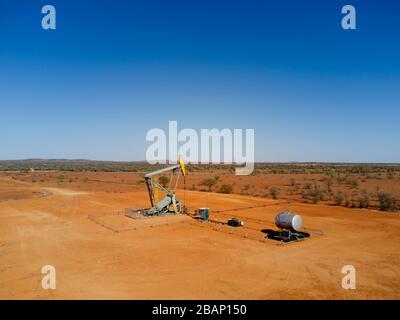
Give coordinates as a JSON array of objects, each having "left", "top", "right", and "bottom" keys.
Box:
[{"left": 275, "top": 212, "right": 302, "bottom": 231}]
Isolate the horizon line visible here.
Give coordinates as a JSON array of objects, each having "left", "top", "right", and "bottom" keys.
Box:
[{"left": 0, "top": 159, "right": 400, "bottom": 165}]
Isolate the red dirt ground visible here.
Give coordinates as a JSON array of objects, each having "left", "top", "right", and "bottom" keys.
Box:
[
  {"left": 0, "top": 174, "right": 399, "bottom": 299},
  {"left": 7, "top": 170, "right": 400, "bottom": 208}
]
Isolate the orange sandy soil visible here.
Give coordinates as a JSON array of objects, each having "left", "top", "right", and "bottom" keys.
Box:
[
  {"left": 0, "top": 174, "right": 399, "bottom": 300},
  {"left": 7, "top": 170, "right": 400, "bottom": 207}
]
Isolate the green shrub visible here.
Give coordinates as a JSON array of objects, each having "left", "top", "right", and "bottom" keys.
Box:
[
  {"left": 378, "top": 191, "right": 397, "bottom": 211},
  {"left": 334, "top": 191, "right": 344, "bottom": 206},
  {"left": 359, "top": 189, "right": 371, "bottom": 208},
  {"left": 346, "top": 178, "right": 359, "bottom": 189},
  {"left": 303, "top": 182, "right": 312, "bottom": 190},
  {"left": 219, "top": 183, "right": 234, "bottom": 194},
  {"left": 243, "top": 184, "right": 251, "bottom": 191},
  {"left": 304, "top": 184, "right": 326, "bottom": 204},
  {"left": 158, "top": 175, "right": 170, "bottom": 188},
  {"left": 326, "top": 177, "right": 334, "bottom": 194},
  {"left": 199, "top": 177, "right": 217, "bottom": 191},
  {"left": 269, "top": 186, "right": 280, "bottom": 199}
]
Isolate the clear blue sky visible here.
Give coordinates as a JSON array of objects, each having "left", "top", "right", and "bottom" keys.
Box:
[{"left": 1, "top": 0, "right": 399, "bottom": 162}]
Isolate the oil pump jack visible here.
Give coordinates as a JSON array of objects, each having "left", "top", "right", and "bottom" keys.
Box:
[{"left": 126, "top": 155, "right": 186, "bottom": 218}]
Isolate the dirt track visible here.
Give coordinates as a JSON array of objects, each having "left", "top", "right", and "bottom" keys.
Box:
[{"left": 0, "top": 175, "right": 399, "bottom": 299}]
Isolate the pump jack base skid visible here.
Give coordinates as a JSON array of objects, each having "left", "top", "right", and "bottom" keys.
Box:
[{"left": 124, "top": 208, "right": 177, "bottom": 220}]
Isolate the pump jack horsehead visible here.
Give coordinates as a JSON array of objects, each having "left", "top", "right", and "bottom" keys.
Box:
[{"left": 144, "top": 155, "right": 186, "bottom": 216}]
